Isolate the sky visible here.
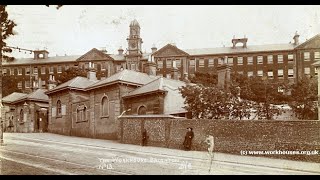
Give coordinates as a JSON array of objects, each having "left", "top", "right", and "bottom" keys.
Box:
[{"left": 5, "top": 5, "right": 320, "bottom": 58}]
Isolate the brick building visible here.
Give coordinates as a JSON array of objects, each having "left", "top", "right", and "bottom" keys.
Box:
[
  {"left": 2, "top": 20, "right": 319, "bottom": 95},
  {"left": 2, "top": 89, "right": 49, "bottom": 133},
  {"left": 45, "top": 66, "right": 188, "bottom": 139}
]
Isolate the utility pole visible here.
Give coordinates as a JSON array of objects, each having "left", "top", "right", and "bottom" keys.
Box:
[{"left": 0, "top": 23, "right": 4, "bottom": 145}]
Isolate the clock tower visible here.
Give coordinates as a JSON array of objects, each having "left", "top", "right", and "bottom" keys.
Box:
[{"left": 126, "top": 19, "right": 143, "bottom": 71}]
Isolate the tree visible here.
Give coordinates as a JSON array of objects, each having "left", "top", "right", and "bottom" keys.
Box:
[
  {"left": 2, "top": 75, "right": 22, "bottom": 97},
  {"left": 189, "top": 71, "right": 217, "bottom": 87},
  {"left": 55, "top": 67, "right": 87, "bottom": 85},
  {"left": 1, "top": 5, "right": 17, "bottom": 61},
  {"left": 289, "top": 76, "right": 318, "bottom": 120}
]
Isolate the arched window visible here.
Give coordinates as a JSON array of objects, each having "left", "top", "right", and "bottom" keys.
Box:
[
  {"left": 101, "top": 96, "right": 109, "bottom": 117},
  {"left": 57, "top": 100, "right": 62, "bottom": 117},
  {"left": 20, "top": 109, "right": 24, "bottom": 122},
  {"left": 138, "top": 106, "right": 147, "bottom": 115}
]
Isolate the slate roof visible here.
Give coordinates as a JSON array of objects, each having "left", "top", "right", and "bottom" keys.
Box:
[
  {"left": 88, "top": 69, "right": 158, "bottom": 89},
  {"left": 183, "top": 43, "right": 297, "bottom": 56},
  {"left": 46, "top": 76, "right": 99, "bottom": 94},
  {"left": 123, "top": 77, "right": 186, "bottom": 98},
  {"left": 14, "top": 89, "right": 49, "bottom": 103},
  {"left": 2, "top": 92, "right": 28, "bottom": 104},
  {"left": 3, "top": 55, "right": 81, "bottom": 65}
]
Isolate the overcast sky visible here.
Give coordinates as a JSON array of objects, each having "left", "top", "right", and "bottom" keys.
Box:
[{"left": 5, "top": 5, "right": 320, "bottom": 58}]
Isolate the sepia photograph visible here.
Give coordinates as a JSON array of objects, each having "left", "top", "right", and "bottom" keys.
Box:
[{"left": 0, "top": 5, "right": 320, "bottom": 175}]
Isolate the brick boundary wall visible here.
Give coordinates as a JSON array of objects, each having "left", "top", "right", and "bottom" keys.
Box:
[{"left": 119, "top": 115, "right": 320, "bottom": 163}]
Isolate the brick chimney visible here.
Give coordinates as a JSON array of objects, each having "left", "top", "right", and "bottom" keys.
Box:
[
  {"left": 87, "top": 62, "right": 97, "bottom": 81},
  {"left": 293, "top": 31, "right": 300, "bottom": 45},
  {"left": 145, "top": 61, "right": 157, "bottom": 76},
  {"left": 217, "top": 57, "right": 231, "bottom": 91},
  {"left": 170, "top": 60, "right": 180, "bottom": 80},
  {"left": 118, "top": 46, "right": 124, "bottom": 55},
  {"left": 48, "top": 75, "right": 57, "bottom": 90},
  {"left": 151, "top": 44, "right": 157, "bottom": 53}
]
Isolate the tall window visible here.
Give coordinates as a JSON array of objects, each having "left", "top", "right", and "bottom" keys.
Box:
[
  {"left": 57, "top": 100, "right": 62, "bottom": 117},
  {"left": 189, "top": 59, "right": 195, "bottom": 67},
  {"left": 157, "top": 60, "right": 163, "bottom": 68},
  {"left": 41, "top": 67, "right": 46, "bottom": 74},
  {"left": 101, "top": 96, "right": 109, "bottom": 117},
  {"left": 257, "top": 70, "right": 263, "bottom": 77},
  {"left": 25, "top": 81, "right": 30, "bottom": 88},
  {"left": 130, "top": 63, "right": 136, "bottom": 70},
  {"left": 267, "top": 55, "right": 273, "bottom": 64},
  {"left": 25, "top": 67, "right": 30, "bottom": 75},
  {"left": 166, "top": 59, "right": 172, "bottom": 68},
  {"left": 227, "top": 57, "right": 233, "bottom": 65},
  {"left": 208, "top": 58, "right": 214, "bottom": 67},
  {"left": 10, "top": 68, "right": 15, "bottom": 75},
  {"left": 315, "top": 52, "right": 320, "bottom": 61},
  {"left": 138, "top": 106, "right": 147, "bottom": 115},
  {"left": 247, "top": 56, "right": 253, "bottom": 65},
  {"left": 18, "top": 81, "right": 22, "bottom": 89},
  {"left": 237, "top": 57, "right": 243, "bottom": 65},
  {"left": 268, "top": 70, "right": 273, "bottom": 79},
  {"left": 33, "top": 67, "right": 38, "bottom": 74},
  {"left": 248, "top": 71, "right": 253, "bottom": 77},
  {"left": 257, "top": 56, "right": 263, "bottom": 64},
  {"left": 277, "top": 55, "right": 283, "bottom": 64},
  {"left": 65, "top": 65, "right": 69, "bottom": 71},
  {"left": 57, "top": 66, "right": 62, "bottom": 73},
  {"left": 304, "top": 67, "right": 310, "bottom": 75},
  {"left": 288, "top": 69, "right": 294, "bottom": 78},
  {"left": 19, "top": 109, "right": 24, "bottom": 122},
  {"left": 199, "top": 59, "right": 205, "bottom": 67},
  {"left": 304, "top": 52, "right": 310, "bottom": 61},
  {"left": 278, "top": 69, "right": 284, "bottom": 78},
  {"left": 18, "top": 68, "right": 22, "bottom": 75},
  {"left": 175, "top": 59, "right": 181, "bottom": 68},
  {"left": 101, "top": 62, "right": 106, "bottom": 71},
  {"left": 288, "top": 54, "right": 294, "bottom": 64},
  {"left": 49, "top": 66, "right": 54, "bottom": 74},
  {"left": 218, "top": 58, "right": 223, "bottom": 65},
  {"left": 76, "top": 105, "right": 87, "bottom": 122}
]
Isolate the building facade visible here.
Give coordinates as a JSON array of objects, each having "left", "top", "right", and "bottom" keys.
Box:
[{"left": 2, "top": 20, "right": 320, "bottom": 95}]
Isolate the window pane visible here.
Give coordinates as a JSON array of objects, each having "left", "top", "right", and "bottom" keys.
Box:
[
  {"left": 257, "top": 56, "right": 263, "bottom": 64},
  {"left": 157, "top": 60, "right": 163, "bottom": 68},
  {"left": 247, "top": 56, "right": 253, "bottom": 65},
  {"left": 267, "top": 55, "right": 273, "bottom": 64},
  {"left": 227, "top": 57, "right": 233, "bottom": 65},
  {"left": 278, "top": 69, "right": 284, "bottom": 78},
  {"left": 166, "top": 59, "right": 172, "bottom": 68},
  {"left": 248, "top": 71, "right": 253, "bottom": 77},
  {"left": 175, "top": 59, "right": 181, "bottom": 67},
  {"left": 277, "top": 55, "right": 283, "bottom": 63},
  {"left": 257, "top": 70, "right": 263, "bottom": 76},
  {"left": 189, "top": 59, "right": 195, "bottom": 66},
  {"left": 304, "top": 67, "right": 310, "bottom": 75},
  {"left": 237, "top": 57, "right": 243, "bottom": 65},
  {"left": 315, "top": 52, "right": 320, "bottom": 60},
  {"left": 199, "top": 59, "right": 205, "bottom": 67},
  {"left": 304, "top": 52, "right": 310, "bottom": 61},
  {"left": 208, "top": 58, "right": 214, "bottom": 67},
  {"left": 288, "top": 69, "right": 294, "bottom": 78}
]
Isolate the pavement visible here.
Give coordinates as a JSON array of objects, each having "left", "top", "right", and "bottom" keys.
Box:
[{"left": 1, "top": 132, "right": 319, "bottom": 175}]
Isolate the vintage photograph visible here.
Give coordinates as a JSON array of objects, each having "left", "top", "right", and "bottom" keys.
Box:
[{"left": 0, "top": 5, "right": 320, "bottom": 175}]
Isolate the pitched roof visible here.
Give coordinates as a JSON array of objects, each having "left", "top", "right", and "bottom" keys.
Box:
[
  {"left": 110, "top": 54, "right": 125, "bottom": 61},
  {"left": 3, "top": 55, "right": 81, "bottom": 66},
  {"left": 123, "top": 77, "right": 186, "bottom": 98},
  {"left": 183, "top": 43, "right": 297, "bottom": 56},
  {"left": 14, "top": 89, "right": 49, "bottom": 103},
  {"left": 88, "top": 69, "right": 158, "bottom": 89},
  {"left": 152, "top": 44, "right": 190, "bottom": 57},
  {"left": 76, "top": 48, "right": 114, "bottom": 61},
  {"left": 295, "top": 33, "right": 320, "bottom": 49},
  {"left": 46, "top": 76, "right": 99, "bottom": 94},
  {"left": 2, "top": 92, "right": 28, "bottom": 104}
]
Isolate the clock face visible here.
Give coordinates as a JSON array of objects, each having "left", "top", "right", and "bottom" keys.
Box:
[{"left": 131, "top": 42, "right": 136, "bottom": 48}]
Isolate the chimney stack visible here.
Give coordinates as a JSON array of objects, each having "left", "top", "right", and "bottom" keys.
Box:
[
  {"left": 48, "top": 75, "right": 57, "bottom": 90},
  {"left": 293, "top": 31, "right": 300, "bottom": 45},
  {"left": 151, "top": 44, "right": 157, "bottom": 53},
  {"left": 217, "top": 57, "right": 231, "bottom": 91},
  {"left": 118, "top": 46, "right": 124, "bottom": 55},
  {"left": 87, "top": 62, "right": 97, "bottom": 81},
  {"left": 145, "top": 61, "right": 157, "bottom": 76}
]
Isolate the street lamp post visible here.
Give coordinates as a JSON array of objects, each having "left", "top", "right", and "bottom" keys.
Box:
[{"left": 0, "top": 23, "right": 4, "bottom": 145}]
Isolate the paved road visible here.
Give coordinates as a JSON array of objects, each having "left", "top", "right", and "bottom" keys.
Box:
[{"left": 0, "top": 133, "right": 319, "bottom": 175}]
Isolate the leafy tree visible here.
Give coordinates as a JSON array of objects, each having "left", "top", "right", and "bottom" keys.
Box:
[
  {"left": 1, "top": 5, "right": 17, "bottom": 61},
  {"left": 2, "top": 75, "right": 22, "bottom": 97},
  {"left": 189, "top": 71, "right": 217, "bottom": 87},
  {"left": 289, "top": 76, "right": 318, "bottom": 120},
  {"left": 55, "top": 67, "right": 87, "bottom": 85}
]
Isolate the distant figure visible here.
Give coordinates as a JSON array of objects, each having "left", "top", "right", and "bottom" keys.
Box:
[
  {"left": 142, "top": 129, "right": 148, "bottom": 146},
  {"left": 183, "top": 127, "right": 194, "bottom": 151}
]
